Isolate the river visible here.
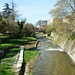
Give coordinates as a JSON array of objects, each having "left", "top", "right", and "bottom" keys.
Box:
[{"left": 32, "top": 36, "right": 75, "bottom": 75}]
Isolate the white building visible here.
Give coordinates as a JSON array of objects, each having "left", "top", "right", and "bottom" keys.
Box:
[{"left": 47, "top": 18, "right": 54, "bottom": 25}]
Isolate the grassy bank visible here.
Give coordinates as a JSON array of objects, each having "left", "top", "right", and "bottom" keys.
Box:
[
  {"left": 38, "top": 33, "right": 44, "bottom": 35},
  {"left": 0, "top": 34, "right": 9, "bottom": 38},
  {"left": 24, "top": 50, "right": 39, "bottom": 65},
  {"left": 0, "top": 48, "right": 20, "bottom": 75},
  {"left": 23, "top": 38, "right": 40, "bottom": 75},
  {"left": 23, "top": 38, "right": 39, "bottom": 64},
  {"left": 0, "top": 36, "right": 38, "bottom": 75},
  {"left": 69, "top": 36, "right": 75, "bottom": 40},
  {"left": 46, "top": 36, "right": 53, "bottom": 38},
  {"left": 24, "top": 50, "right": 40, "bottom": 75},
  {"left": 23, "top": 39, "right": 39, "bottom": 65},
  {"left": 0, "top": 36, "right": 37, "bottom": 49}
]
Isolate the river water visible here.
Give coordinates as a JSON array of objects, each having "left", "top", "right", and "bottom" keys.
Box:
[{"left": 32, "top": 36, "right": 75, "bottom": 75}]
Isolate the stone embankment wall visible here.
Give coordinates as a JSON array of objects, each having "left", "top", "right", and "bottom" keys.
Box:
[{"left": 51, "top": 32, "right": 75, "bottom": 62}]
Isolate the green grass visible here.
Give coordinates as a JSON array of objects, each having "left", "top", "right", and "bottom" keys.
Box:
[
  {"left": 0, "top": 36, "right": 37, "bottom": 49},
  {"left": 0, "top": 48, "right": 21, "bottom": 75},
  {"left": 27, "top": 37, "right": 37, "bottom": 40},
  {"left": 23, "top": 49, "right": 40, "bottom": 75},
  {"left": 0, "top": 69, "right": 14, "bottom": 75},
  {"left": 0, "top": 36, "right": 8, "bottom": 38},
  {"left": 69, "top": 36, "right": 75, "bottom": 40},
  {"left": 46, "top": 36, "right": 53, "bottom": 38},
  {"left": 24, "top": 50, "right": 39, "bottom": 64},
  {"left": 38, "top": 33, "right": 44, "bottom": 35},
  {"left": 24, "top": 41, "right": 37, "bottom": 49},
  {"left": 0, "top": 34, "right": 8, "bottom": 38},
  {"left": 0, "top": 36, "right": 37, "bottom": 74}
]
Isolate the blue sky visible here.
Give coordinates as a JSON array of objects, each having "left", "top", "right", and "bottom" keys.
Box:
[{"left": 0, "top": 0, "right": 57, "bottom": 25}]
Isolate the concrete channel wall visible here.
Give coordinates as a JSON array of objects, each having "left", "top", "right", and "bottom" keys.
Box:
[
  {"left": 51, "top": 32, "right": 75, "bottom": 63},
  {"left": 13, "top": 46, "right": 24, "bottom": 75}
]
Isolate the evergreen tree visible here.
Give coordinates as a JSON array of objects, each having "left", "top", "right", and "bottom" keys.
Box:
[{"left": 2, "top": 3, "right": 11, "bottom": 19}]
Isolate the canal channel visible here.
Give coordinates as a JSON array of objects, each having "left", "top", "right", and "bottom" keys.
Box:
[{"left": 32, "top": 36, "right": 75, "bottom": 75}]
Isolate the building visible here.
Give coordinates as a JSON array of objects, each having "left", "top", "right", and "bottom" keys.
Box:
[
  {"left": 42, "top": 20, "right": 47, "bottom": 25},
  {"left": 36, "top": 20, "right": 47, "bottom": 26},
  {"left": 48, "top": 18, "right": 69, "bottom": 25},
  {"left": 47, "top": 18, "right": 54, "bottom": 25},
  {"left": 36, "top": 20, "right": 43, "bottom": 26}
]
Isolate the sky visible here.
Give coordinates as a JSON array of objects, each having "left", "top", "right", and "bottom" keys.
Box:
[{"left": 0, "top": 0, "right": 57, "bottom": 25}]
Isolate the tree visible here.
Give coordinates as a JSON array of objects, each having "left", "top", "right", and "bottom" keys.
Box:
[
  {"left": 45, "top": 24, "right": 55, "bottom": 36},
  {"left": 0, "top": 12, "right": 7, "bottom": 35},
  {"left": 23, "top": 23, "right": 35, "bottom": 36},
  {"left": 2, "top": 3, "right": 11, "bottom": 35},
  {"left": 17, "top": 19, "right": 26, "bottom": 35},
  {"left": 49, "top": 0, "right": 75, "bottom": 36},
  {"left": 2, "top": 3, "right": 11, "bottom": 19},
  {"left": 2, "top": 1, "right": 19, "bottom": 21},
  {"left": 17, "top": 19, "right": 26, "bottom": 31},
  {"left": 0, "top": 12, "right": 2, "bottom": 20},
  {"left": 49, "top": 0, "right": 75, "bottom": 17},
  {"left": 0, "top": 18, "right": 8, "bottom": 35},
  {"left": 7, "top": 15, "right": 20, "bottom": 37},
  {"left": 39, "top": 26, "right": 46, "bottom": 34},
  {"left": 1, "top": 1, "right": 20, "bottom": 36},
  {"left": 11, "top": 0, "right": 19, "bottom": 20}
]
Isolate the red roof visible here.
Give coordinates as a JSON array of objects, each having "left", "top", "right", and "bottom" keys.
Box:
[{"left": 41, "top": 24, "right": 47, "bottom": 26}]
